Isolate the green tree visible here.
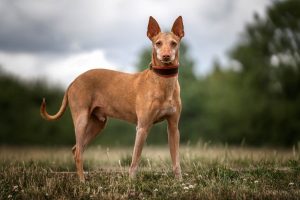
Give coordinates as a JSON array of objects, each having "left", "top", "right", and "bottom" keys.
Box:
[
  {"left": 0, "top": 69, "right": 75, "bottom": 145},
  {"left": 228, "top": 0, "right": 300, "bottom": 145}
]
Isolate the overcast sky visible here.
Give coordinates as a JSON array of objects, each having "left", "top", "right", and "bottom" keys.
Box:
[{"left": 0, "top": 0, "right": 271, "bottom": 88}]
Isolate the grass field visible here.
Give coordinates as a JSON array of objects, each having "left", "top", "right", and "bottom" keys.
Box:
[{"left": 0, "top": 145, "right": 299, "bottom": 199}]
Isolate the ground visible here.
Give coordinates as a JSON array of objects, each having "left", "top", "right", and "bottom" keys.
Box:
[{"left": 0, "top": 145, "right": 299, "bottom": 199}]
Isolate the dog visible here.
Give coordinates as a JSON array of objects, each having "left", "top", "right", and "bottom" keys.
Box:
[{"left": 40, "top": 16, "right": 184, "bottom": 182}]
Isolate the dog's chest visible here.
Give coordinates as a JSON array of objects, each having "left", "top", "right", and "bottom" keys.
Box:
[{"left": 156, "top": 99, "right": 177, "bottom": 120}]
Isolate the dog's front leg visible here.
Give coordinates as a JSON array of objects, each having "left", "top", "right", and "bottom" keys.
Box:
[
  {"left": 129, "top": 123, "right": 150, "bottom": 179},
  {"left": 167, "top": 115, "right": 182, "bottom": 180}
]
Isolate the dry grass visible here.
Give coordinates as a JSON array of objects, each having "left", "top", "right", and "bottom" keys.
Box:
[{"left": 0, "top": 145, "right": 299, "bottom": 199}]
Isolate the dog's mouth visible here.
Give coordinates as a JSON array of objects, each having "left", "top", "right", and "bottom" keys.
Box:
[
  {"left": 160, "top": 60, "right": 171, "bottom": 64},
  {"left": 160, "top": 59, "right": 172, "bottom": 64}
]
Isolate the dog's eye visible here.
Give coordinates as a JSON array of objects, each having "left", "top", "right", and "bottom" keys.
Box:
[
  {"left": 171, "top": 41, "right": 177, "bottom": 47},
  {"left": 155, "top": 41, "right": 162, "bottom": 47}
]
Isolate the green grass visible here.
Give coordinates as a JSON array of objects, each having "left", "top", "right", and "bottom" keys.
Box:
[{"left": 0, "top": 145, "right": 299, "bottom": 199}]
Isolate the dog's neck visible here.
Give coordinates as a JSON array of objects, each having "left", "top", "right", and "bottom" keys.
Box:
[{"left": 149, "top": 63, "right": 179, "bottom": 78}]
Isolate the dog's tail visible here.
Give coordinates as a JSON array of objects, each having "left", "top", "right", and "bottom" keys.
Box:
[{"left": 40, "top": 91, "right": 68, "bottom": 121}]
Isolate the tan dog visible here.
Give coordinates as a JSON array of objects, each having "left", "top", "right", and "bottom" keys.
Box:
[{"left": 40, "top": 16, "right": 184, "bottom": 182}]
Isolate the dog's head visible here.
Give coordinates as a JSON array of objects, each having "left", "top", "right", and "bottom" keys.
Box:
[{"left": 147, "top": 16, "right": 184, "bottom": 66}]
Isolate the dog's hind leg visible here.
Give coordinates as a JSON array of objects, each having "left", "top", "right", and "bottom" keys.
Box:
[
  {"left": 83, "top": 114, "right": 107, "bottom": 150},
  {"left": 72, "top": 115, "right": 107, "bottom": 152},
  {"left": 73, "top": 111, "right": 89, "bottom": 182},
  {"left": 72, "top": 112, "right": 107, "bottom": 182}
]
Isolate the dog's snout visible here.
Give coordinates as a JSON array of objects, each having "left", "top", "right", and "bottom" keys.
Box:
[{"left": 162, "top": 55, "right": 171, "bottom": 60}]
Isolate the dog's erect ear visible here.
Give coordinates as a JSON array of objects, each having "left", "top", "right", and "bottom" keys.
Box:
[
  {"left": 171, "top": 16, "right": 184, "bottom": 39},
  {"left": 147, "top": 16, "right": 161, "bottom": 40}
]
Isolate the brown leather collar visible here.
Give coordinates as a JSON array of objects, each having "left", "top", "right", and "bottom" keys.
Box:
[{"left": 150, "top": 64, "right": 179, "bottom": 78}]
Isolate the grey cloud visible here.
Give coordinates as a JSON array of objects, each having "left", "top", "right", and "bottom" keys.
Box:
[
  {"left": 0, "top": 0, "right": 272, "bottom": 75},
  {"left": 0, "top": 1, "right": 146, "bottom": 54},
  {"left": 200, "top": 0, "right": 235, "bottom": 22}
]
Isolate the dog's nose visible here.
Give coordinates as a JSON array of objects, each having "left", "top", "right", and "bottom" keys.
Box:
[{"left": 162, "top": 55, "right": 170, "bottom": 60}]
